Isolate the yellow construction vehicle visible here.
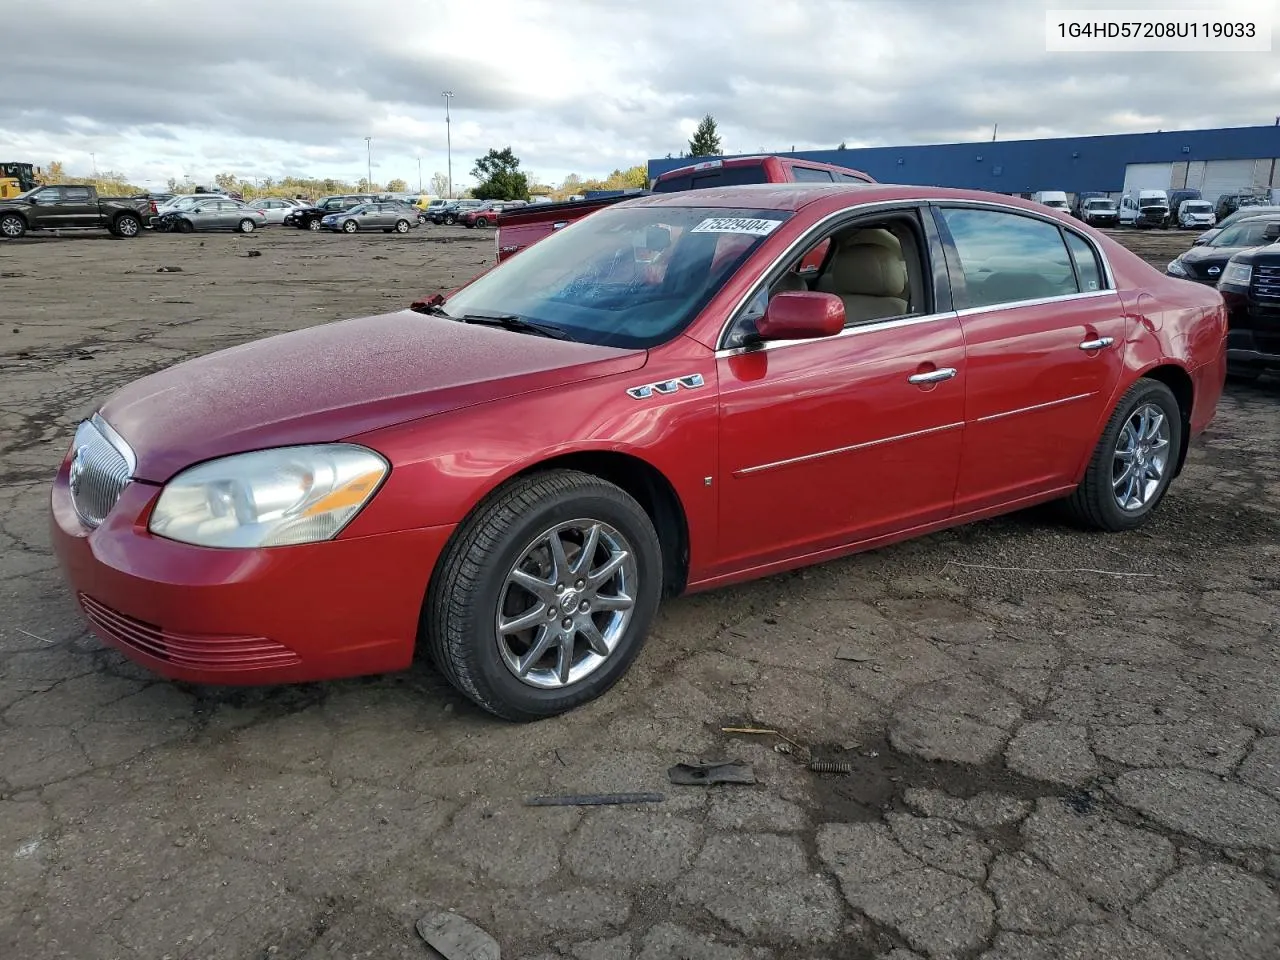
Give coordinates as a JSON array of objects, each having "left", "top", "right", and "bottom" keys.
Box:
[{"left": 0, "top": 163, "right": 41, "bottom": 199}]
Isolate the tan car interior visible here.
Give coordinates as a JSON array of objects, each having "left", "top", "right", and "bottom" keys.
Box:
[{"left": 769, "top": 221, "right": 925, "bottom": 325}]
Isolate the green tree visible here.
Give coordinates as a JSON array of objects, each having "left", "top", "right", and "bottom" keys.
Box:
[
  {"left": 213, "top": 171, "right": 238, "bottom": 192},
  {"left": 837, "top": 141, "right": 847, "bottom": 150},
  {"left": 470, "top": 147, "right": 530, "bottom": 201},
  {"left": 385, "top": 177, "right": 408, "bottom": 192},
  {"left": 429, "top": 171, "right": 449, "bottom": 197},
  {"left": 687, "top": 115, "right": 722, "bottom": 157}
]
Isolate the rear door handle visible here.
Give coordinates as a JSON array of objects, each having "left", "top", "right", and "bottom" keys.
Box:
[
  {"left": 1079, "top": 337, "right": 1114, "bottom": 350},
  {"left": 908, "top": 367, "right": 957, "bottom": 385}
]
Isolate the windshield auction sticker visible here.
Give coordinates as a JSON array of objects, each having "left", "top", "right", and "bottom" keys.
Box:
[{"left": 690, "top": 217, "right": 784, "bottom": 236}]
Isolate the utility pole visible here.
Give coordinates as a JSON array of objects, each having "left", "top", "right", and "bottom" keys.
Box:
[
  {"left": 91, "top": 153, "right": 97, "bottom": 176},
  {"left": 417, "top": 156, "right": 423, "bottom": 192},
  {"left": 364, "top": 137, "right": 372, "bottom": 192},
  {"left": 992, "top": 123, "right": 998, "bottom": 141},
  {"left": 442, "top": 91, "right": 454, "bottom": 198}
]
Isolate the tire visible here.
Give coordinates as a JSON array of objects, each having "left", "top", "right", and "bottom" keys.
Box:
[
  {"left": 113, "top": 213, "right": 141, "bottom": 238},
  {"left": 424, "top": 469, "right": 663, "bottom": 721},
  {"left": 307, "top": 219, "right": 322, "bottom": 231},
  {"left": 475, "top": 217, "right": 489, "bottom": 228},
  {"left": 238, "top": 218, "right": 255, "bottom": 233},
  {"left": 177, "top": 219, "right": 195, "bottom": 233},
  {"left": 395, "top": 219, "right": 410, "bottom": 233},
  {"left": 1063, "top": 379, "right": 1183, "bottom": 532},
  {"left": 0, "top": 213, "right": 26, "bottom": 239},
  {"left": 445, "top": 214, "right": 457, "bottom": 225},
  {"left": 342, "top": 219, "right": 358, "bottom": 233}
]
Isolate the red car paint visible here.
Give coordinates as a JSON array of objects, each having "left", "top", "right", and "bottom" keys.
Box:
[
  {"left": 50, "top": 183, "right": 1226, "bottom": 687},
  {"left": 493, "top": 154, "right": 876, "bottom": 263}
]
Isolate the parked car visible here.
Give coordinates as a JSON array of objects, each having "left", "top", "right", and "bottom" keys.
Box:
[
  {"left": 247, "top": 197, "right": 305, "bottom": 224},
  {"left": 1166, "top": 214, "right": 1280, "bottom": 285},
  {"left": 1215, "top": 192, "right": 1270, "bottom": 222},
  {"left": 460, "top": 201, "right": 506, "bottom": 228},
  {"left": 319, "top": 201, "right": 417, "bottom": 233},
  {"left": 1217, "top": 225, "right": 1280, "bottom": 379},
  {"left": 1120, "top": 190, "right": 1170, "bottom": 228},
  {"left": 1032, "top": 190, "right": 1071, "bottom": 212},
  {"left": 1072, "top": 191, "right": 1106, "bottom": 218},
  {"left": 1166, "top": 188, "right": 1202, "bottom": 218},
  {"left": 153, "top": 197, "right": 267, "bottom": 233},
  {"left": 284, "top": 194, "right": 379, "bottom": 230},
  {"left": 1193, "top": 204, "right": 1280, "bottom": 246},
  {"left": 429, "top": 199, "right": 485, "bottom": 224},
  {"left": 0, "top": 184, "right": 151, "bottom": 239},
  {"left": 1175, "top": 199, "right": 1216, "bottom": 230},
  {"left": 494, "top": 154, "right": 878, "bottom": 263},
  {"left": 49, "top": 183, "right": 1226, "bottom": 721},
  {"left": 1077, "top": 196, "right": 1119, "bottom": 227},
  {"left": 379, "top": 197, "right": 429, "bottom": 225}
]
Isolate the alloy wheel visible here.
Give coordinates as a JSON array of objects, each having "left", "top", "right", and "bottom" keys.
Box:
[
  {"left": 1113, "top": 402, "right": 1171, "bottom": 511},
  {"left": 495, "top": 519, "right": 637, "bottom": 689}
]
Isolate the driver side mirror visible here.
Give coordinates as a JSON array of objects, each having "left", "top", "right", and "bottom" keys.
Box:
[
  {"left": 1192, "top": 237, "right": 1209, "bottom": 246},
  {"left": 756, "top": 291, "right": 845, "bottom": 341}
]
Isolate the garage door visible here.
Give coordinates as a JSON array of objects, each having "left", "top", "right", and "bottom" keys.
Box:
[
  {"left": 1197, "top": 160, "right": 1257, "bottom": 204},
  {"left": 1122, "top": 163, "right": 1173, "bottom": 194}
]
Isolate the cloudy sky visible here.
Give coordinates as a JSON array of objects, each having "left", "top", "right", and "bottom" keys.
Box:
[{"left": 4, "top": 0, "right": 1276, "bottom": 192}]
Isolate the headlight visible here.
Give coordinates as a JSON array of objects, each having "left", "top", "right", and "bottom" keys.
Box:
[
  {"left": 148, "top": 444, "right": 389, "bottom": 548},
  {"left": 1221, "top": 262, "right": 1252, "bottom": 286},
  {"left": 1166, "top": 259, "right": 1187, "bottom": 277}
]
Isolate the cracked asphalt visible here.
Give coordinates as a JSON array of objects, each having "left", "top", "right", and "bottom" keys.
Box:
[{"left": 2, "top": 225, "right": 1279, "bottom": 960}]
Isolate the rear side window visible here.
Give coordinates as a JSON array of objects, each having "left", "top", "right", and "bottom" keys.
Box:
[
  {"left": 652, "top": 164, "right": 768, "bottom": 193},
  {"left": 63, "top": 187, "right": 91, "bottom": 202},
  {"left": 939, "top": 207, "right": 1080, "bottom": 308},
  {"left": 840, "top": 172, "right": 870, "bottom": 182},
  {"left": 791, "top": 166, "right": 834, "bottom": 182},
  {"left": 1064, "top": 232, "right": 1104, "bottom": 291}
]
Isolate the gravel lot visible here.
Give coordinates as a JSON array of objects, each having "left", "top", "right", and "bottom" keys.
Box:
[{"left": 2, "top": 223, "right": 1278, "bottom": 960}]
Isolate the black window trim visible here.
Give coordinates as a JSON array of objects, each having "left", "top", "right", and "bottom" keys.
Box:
[
  {"left": 715, "top": 199, "right": 953, "bottom": 354},
  {"left": 928, "top": 201, "right": 1116, "bottom": 315},
  {"left": 713, "top": 197, "right": 1118, "bottom": 356}
]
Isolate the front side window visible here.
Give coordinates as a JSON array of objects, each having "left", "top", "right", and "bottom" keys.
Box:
[
  {"left": 441, "top": 205, "right": 792, "bottom": 349},
  {"left": 939, "top": 207, "right": 1079, "bottom": 308},
  {"left": 32, "top": 187, "right": 62, "bottom": 203}
]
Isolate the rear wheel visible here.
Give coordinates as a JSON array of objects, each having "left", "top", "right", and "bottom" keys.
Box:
[
  {"left": 113, "top": 213, "right": 141, "bottom": 237},
  {"left": 0, "top": 214, "right": 26, "bottom": 238},
  {"left": 1063, "top": 379, "right": 1182, "bottom": 532},
  {"left": 424, "top": 469, "right": 663, "bottom": 721},
  {"left": 238, "top": 218, "right": 255, "bottom": 233}
]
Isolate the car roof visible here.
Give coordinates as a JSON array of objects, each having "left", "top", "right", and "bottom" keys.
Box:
[{"left": 616, "top": 182, "right": 1083, "bottom": 215}]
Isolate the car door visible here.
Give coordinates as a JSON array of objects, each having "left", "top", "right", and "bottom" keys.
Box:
[
  {"left": 59, "top": 186, "right": 98, "bottom": 227},
  {"left": 26, "top": 186, "right": 66, "bottom": 227},
  {"left": 713, "top": 205, "right": 966, "bottom": 574},
  {"left": 931, "top": 204, "right": 1126, "bottom": 513}
]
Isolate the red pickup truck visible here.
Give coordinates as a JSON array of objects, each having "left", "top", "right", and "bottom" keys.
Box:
[{"left": 494, "top": 155, "right": 876, "bottom": 264}]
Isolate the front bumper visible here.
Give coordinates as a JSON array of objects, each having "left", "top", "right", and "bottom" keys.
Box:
[{"left": 49, "top": 453, "right": 454, "bottom": 685}]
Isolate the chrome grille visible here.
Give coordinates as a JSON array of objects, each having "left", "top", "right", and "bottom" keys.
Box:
[
  {"left": 69, "top": 414, "right": 136, "bottom": 528},
  {"left": 1252, "top": 264, "right": 1280, "bottom": 302}
]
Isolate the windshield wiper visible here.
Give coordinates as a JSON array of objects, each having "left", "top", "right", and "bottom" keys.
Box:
[{"left": 450, "top": 310, "right": 572, "bottom": 340}]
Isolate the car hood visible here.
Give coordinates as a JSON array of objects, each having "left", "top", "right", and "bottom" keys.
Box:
[
  {"left": 1181, "top": 244, "right": 1248, "bottom": 266},
  {"left": 99, "top": 310, "right": 647, "bottom": 482}
]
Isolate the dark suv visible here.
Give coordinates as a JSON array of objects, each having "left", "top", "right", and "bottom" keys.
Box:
[
  {"left": 1217, "top": 220, "right": 1280, "bottom": 380},
  {"left": 284, "top": 194, "right": 378, "bottom": 230}
]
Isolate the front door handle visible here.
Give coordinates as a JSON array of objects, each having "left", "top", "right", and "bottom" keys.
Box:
[
  {"left": 908, "top": 367, "right": 957, "bottom": 385},
  {"left": 1079, "top": 336, "right": 1114, "bottom": 350}
]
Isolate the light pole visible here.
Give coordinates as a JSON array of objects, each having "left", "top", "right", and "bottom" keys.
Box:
[
  {"left": 364, "top": 137, "right": 372, "bottom": 192},
  {"left": 417, "top": 156, "right": 422, "bottom": 193},
  {"left": 442, "top": 90, "right": 454, "bottom": 198}
]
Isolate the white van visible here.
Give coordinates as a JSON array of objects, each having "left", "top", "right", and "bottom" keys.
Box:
[
  {"left": 1176, "top": 199, "right": 1216, "bottom": 230},
  {"left": 1033, "top": 190, "right": 1070, "bottom": 212},
  {"left": 1120, "top": 190, "right": 1170, "bottom": 228}
]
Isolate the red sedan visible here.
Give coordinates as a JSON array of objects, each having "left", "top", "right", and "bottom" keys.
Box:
[{"left": 50, "top": 183, "right": 1227, "bottom": 721}]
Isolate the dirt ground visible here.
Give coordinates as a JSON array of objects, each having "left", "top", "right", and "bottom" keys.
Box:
[{"left": 2, "top": 223, "right": 1279, "bottom": 960}]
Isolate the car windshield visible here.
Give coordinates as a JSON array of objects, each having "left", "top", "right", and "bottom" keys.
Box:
[
  {"left": 440, "top": 205, "right": 792, "bottom": 349},
  {"left": 1184, "top": 202, "right": 1212, "bottom": 213},
  {"left": 1085, "top": 199, "right": 1115, "bottom": 209},
  {"left": 1138, "top": 198, "right": 1166, "bottom": 208},
  {"left": 1211, "top": 220, "right": 1279, "bottom": 247}
]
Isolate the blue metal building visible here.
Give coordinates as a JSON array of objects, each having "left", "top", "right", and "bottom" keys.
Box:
[{"left": 646, "top": 124, "right": 1280, "bottom": 201}]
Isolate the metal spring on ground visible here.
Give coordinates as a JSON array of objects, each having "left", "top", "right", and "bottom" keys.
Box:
[{"left": 808, "top": 759, "right": 855, "bottom": 774}]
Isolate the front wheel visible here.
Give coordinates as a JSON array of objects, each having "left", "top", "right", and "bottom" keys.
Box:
[
  {"left": 307, "top": 219, "right": 322, "bottom": 231},
  {"left": 445, "top": 214, "right": 457, "bottom": 224},
  {"left": 342, "top": 219, "right": 358, "bottom": 233},
  {"left": 1063, "top": 379, "right": 1182, "bottom": 532},
  {"left": 0, "top": 214, "right": 26, "bottom": 238},
  {"left": 424, "top": 469, "right": 663, "bottom": 721},
  {"left": 395, "top": 219, "right": 410, "bottom": 233},
  {"left": 475, "top": 217, "right": 489, "bottom": 228},
  {"left": 238, "top": 218, "right": 255, "bottom": 233}
]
